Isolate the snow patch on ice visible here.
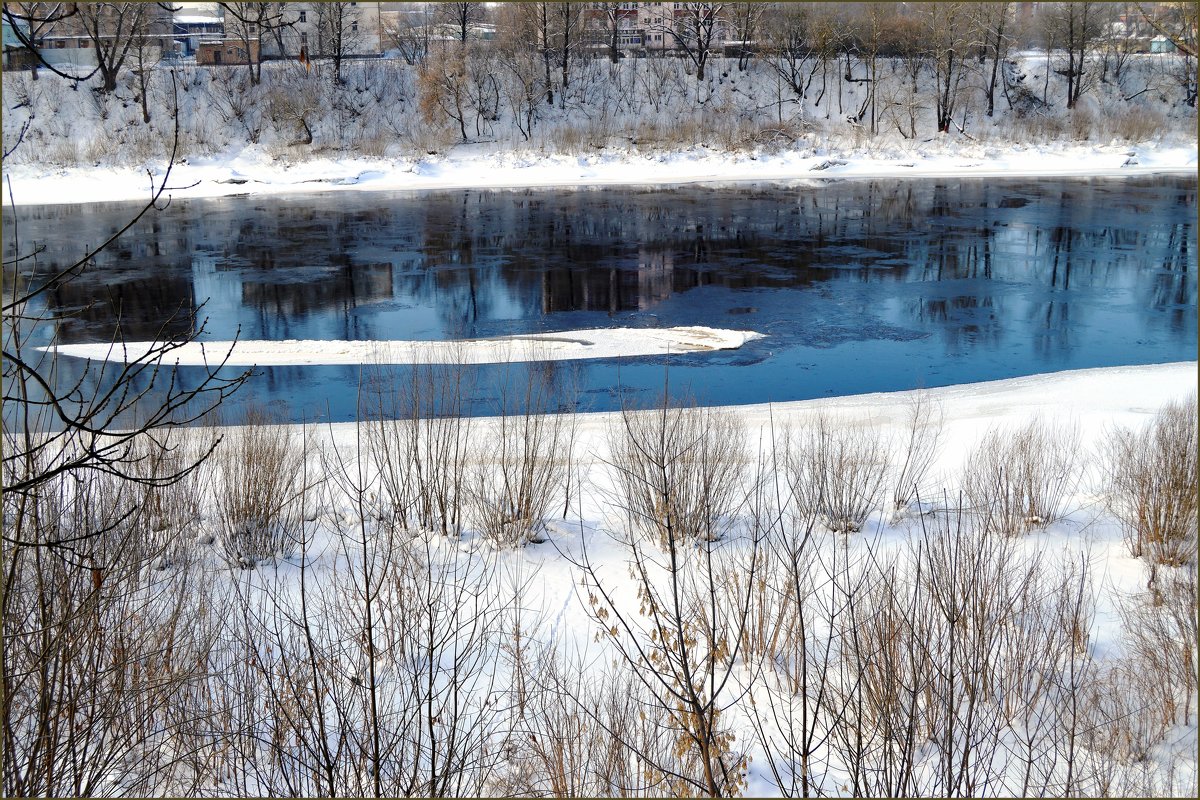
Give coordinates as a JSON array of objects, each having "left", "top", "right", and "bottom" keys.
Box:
[{"left": 43, "top": 326, "right": 765, "bottom": 367}]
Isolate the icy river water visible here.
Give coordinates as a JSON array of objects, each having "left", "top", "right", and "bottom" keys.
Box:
[{"left": 5, "top": 176, "right": 1196, "bottom": 421}]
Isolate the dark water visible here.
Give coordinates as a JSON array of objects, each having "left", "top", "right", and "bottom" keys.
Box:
[{"left": 4, "top": 176, "right": 1196, "bottom": 422}]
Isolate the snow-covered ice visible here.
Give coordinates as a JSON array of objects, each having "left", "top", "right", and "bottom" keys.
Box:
[{"left": 44, "top": 325, "right": 764, "bottom": 366}]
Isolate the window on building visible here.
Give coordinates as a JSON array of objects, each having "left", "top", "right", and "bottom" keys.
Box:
[
  {"left": 249, "top": 24, "right": 257, "bottom": 34},
  {"left": 298, "top": 10, "right": 306, "bottom": 23},
  {"left": 54, "top": 40, "right": 66, "bottom": 48},
  {"left": 351, "top": 21, "right": 358, "bottom": 32},
  {"left": 300, "top": 32, "right": 308, "bottom": 45}
]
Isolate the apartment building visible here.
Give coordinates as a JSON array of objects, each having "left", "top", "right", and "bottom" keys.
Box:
[
  {"left": 584, "top": 2, "right": 733, "bottom": 55},
  {"left": 259, "top": 2, "right": 384, "bottom": 59}
]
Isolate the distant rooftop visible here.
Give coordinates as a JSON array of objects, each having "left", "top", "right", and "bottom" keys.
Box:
[{"left": 174, "top": 15, "right": 223, "bottom": 25}]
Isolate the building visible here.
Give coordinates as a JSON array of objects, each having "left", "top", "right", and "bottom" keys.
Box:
[
  {"left": 260, "top": 2, "right": 384, "bottom": 60},
  {"left": 3, "top": 14, "right": 30, "bottom": 67},
  {"left": 10, "top": 3, "right": 177, "bottom": 70},
  {"left": 583, "top": 2, "right": 732, "bottom": 57},
  {"left": 173, "top": 9, "right": 224, "bottom": 58},
  {"left": 196, "top": 37, "right": 260, "bottom": 66}
]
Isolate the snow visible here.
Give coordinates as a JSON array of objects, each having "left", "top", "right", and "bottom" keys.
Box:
[
  {"left": 3, "top": 51, "right": 1195, "bottom": 207},
  {"left": 4, "top": 42, "right": 1196, "bottom": 794},
  {"left": 43, "top": 326, "right": 764, "bottom": 366},
  {"left": 294, "top": 360, "right": 1197, "bottom": 640},
  {"left": 3, "top": 141, "right": 1196, "bottom": 207},
  {"left": 265, "top": 359, "right": 1197, "bottom": 797}
]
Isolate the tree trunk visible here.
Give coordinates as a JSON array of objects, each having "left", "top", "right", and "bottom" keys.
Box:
[
  {"left": 561, "top": 19, "right": 570, "bottom": 90},
  {"left": 139, "top": 78, "right": 150, "bottom": 124},
  {"left": 540, "top": 9, "right": 554, "bottom": 105},
  {"left": 987, "top": 20, "right": 1005, "bottom": 117}
]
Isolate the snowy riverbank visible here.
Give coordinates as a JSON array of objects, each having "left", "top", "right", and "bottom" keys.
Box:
[
  {"left": 255, "top": 360, "right": 1199, "bottom": 797},
  {"left": 4, "top": 138, "right": 1196, "bottom": 207}
]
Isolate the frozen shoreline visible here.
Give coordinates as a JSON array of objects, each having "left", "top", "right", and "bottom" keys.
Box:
[
  {"left": 4, "top": 141, "right": 1196, "bottom": 207},
  {"left": 334, "top": 360, "right": 1198, "bottom": 443}
]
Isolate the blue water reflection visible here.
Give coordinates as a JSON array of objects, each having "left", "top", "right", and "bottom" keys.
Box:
[{"left": 4, "top": 176, "right": 1195, "bottom": 422}]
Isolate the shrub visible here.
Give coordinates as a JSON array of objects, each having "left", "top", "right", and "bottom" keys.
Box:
[
  {"left": 607, "top": 396, "right": 747, "bottom": 545},
  {"left": 1105, "top": 394, "right": 1198, "bottom": 565},
  {"left": 469, "top": 362, "right": 575, "bottom": 548},
  {"left": 890, "top": 390, "right": 945, "bottom": 517},
  {"left": 787, "top": 412, "right": 890, "bottom": 533},
  {"left": 212, "top": 406, "right": 312, "bottom": 567},
  {"left": 962, "top": 417, "right": 1080, "bottom": 536}
]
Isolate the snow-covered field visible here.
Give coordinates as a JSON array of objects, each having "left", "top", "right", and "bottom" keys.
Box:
[{"left": 189, "top": 360, "right": 1198, "bottom": 797}]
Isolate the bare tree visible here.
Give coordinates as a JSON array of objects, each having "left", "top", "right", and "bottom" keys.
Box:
[
  {"left": 655, "top": 1, "right": 727, "bottom": 81},
  {"left": 2, "top": 81, "right": 249, "bottom": 542},
  {"left": 578, "top": 513, "right": 758, "bottom": 796},
  {"left": 438, "top": 0, "right": 483, "bottom": 44},
  {"left": 727, "top": 1, "right": 764, "bottom": 71},
  {"left": 576, "top": 383, "right": 757, "bottom": 797},
  {"left": 743, "top": 426, "right": 866, "bottom": 798},
  {"left": 841, "top": 3, "right": 896, "bottom": 134},
  {"left": 1133, "top": 1, "right": 1199, "bottom": 105},
  {"left": 314, "top": 0, "right": 364, "bottom": 84},
  {"left": 591, "top": 1, "right": 625, "bottom": 65},
  {"left": 553, "top": 1, "right": 580, "bottom": 100},
  {"left": 914, "top": 1, "right": 973, "bottom": 132},
  {"left": 220, "top": 2, "right": 295, "bottom": 85},
  {"left": 1043, "top": 1, "right": 1110, "bottom": 108},
  {"left": 418, "top": 40, "right": 472, "bottom": 142},
  {"left": 974, "top": 1, "right": 1015, "bottom": 117},
  {"left": 2, "top": 438, "right": 227, "bottom": 796},
  {"left": 2, "top": 2, "right": 99, "bottom": 82},
  {"left": 763, "top": 3, "right": 821, "bottom": 102},
  {"left": 383, "top": 2, "right": 431, "bottom": 65},
  {"left": 75, "top": 2, "right": 170, "bottom": 94},
  {"left": 128, "top": 14, "right": 161, "bottom": 124},
  {"left": 1135, "top": 0, "right": 1198, "bottom": 56},
  {"left": 495, "top": 4, "right": 548, "bottom": 135}
]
